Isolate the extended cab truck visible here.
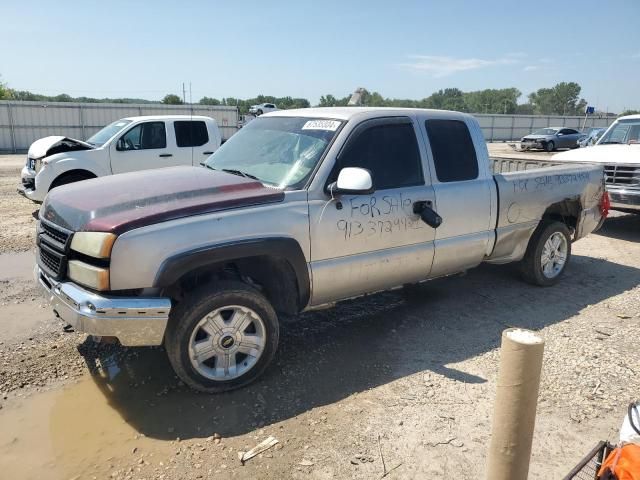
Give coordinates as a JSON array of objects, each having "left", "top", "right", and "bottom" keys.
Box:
[
  {"left": 35, "top": 108, "right": 608, "bottom": 392},
  {"left": 18, "top": 115, "right": 221, "bottom": 203}
]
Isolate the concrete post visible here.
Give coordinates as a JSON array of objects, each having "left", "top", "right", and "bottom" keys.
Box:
[{"left": 485, "top": 328, "right": 545, "bottom": 480}]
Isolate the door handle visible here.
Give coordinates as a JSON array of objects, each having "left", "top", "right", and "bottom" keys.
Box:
[
  {"left": 203, "top": 151, "right": 214, "bottom": 155},
  {"left": 159, "top": 153, "right": 173, "bottom": 158},
  {"left": 413, "top": 201, "right": 442, "bottom": 229}
]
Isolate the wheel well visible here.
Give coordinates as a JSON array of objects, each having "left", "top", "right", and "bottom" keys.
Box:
[
  {"left": 541, "top": 199, "right": 580, "bottom": 234},
  {"left": 164, "top": 255, "right": 301, "bottom": 315},
  {"left": 50, "top": 169, "right": 96, "bottom": 189}
]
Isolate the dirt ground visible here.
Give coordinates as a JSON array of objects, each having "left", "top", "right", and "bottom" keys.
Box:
[{"left": 0, "top": 149, "right": 639, "bottom": 480}]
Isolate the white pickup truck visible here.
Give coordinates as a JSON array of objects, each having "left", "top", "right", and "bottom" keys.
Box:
[
  {"left": 18, "top": 115, "right": 221, "bottom": 203},
  {"left": 552, "top": 114, "right": 640, "bottom": 213}
]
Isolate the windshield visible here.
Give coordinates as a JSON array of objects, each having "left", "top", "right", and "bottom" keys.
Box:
[
  {"left": 204, "top": 117, "right": 342, "bottom": 189},
  {"left": 598, "top": 119, "right": 640, "bottom": 145},
  {"left": 86, "top": 119, "right": 132, "bottom": 146},
  {"left": 532, "top": 128, "right": 558, "bottom": 136}
]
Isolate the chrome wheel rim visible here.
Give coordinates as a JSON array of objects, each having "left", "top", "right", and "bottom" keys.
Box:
[
  {"left": 541, "top": 232, "right": 568, "bottom": 279},
  {"left": 188, "top": 305, "right": 266, "bottom": 381}
]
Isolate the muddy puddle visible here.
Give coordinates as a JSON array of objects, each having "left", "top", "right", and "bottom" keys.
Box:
[
  {"left": 0, "top": 343, "right": 289, "bottom": 480},
  {"left": 0, "top": 349, "right": 183, "bottom": 480}
]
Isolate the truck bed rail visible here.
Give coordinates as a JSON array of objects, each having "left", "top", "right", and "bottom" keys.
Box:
[{"left": 490, "top": 157, "right": 562, "bottom": 174}]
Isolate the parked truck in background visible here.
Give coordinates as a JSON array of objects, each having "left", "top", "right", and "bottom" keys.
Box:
[
  {"left": 552, "top": 114, "right": 640, "bottom": 213},
  {"left": 18, "top": 115, "right": 221, "bottom": 203},
  {"left": 35, "top": 107, "right": 607, "bottom": 392}
]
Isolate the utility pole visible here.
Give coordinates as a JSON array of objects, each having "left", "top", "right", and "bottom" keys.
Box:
[{"left": 182, "top": 83, "right": 186, "bottom": 104}]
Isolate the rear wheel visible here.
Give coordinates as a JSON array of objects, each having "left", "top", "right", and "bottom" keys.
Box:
[
  {"left": 545, "top": 141, "right": 555, "bottom": 152},
  {"left": 165, "top": 281, "right": 279, "bottom": 393},
  {"left": 520, "top": 221, "right": 571, "bottom": 286}
]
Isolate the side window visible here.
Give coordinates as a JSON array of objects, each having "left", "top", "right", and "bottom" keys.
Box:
[
  {"left": 336, "top": 121, "right": 423, "bottom": 190},
  {"left": 118, "top": 122, "right": 166, "bottom": 151},
  {"left": 174, "top": 121, "right": 209, "bottom": 147},
  {"left": 425, "top": 119, "right": 478, "bottom": 182}
]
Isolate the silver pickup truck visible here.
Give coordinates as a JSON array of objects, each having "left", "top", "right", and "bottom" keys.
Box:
[{"left": 35, "top": 107, "right": 608, "bottom": 392}]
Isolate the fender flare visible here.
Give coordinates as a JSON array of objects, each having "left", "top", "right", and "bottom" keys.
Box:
[{"left": 153, "top": 237, "right": 310, "bottom": 310}]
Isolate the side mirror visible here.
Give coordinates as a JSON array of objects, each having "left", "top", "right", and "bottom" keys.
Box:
[
  {"left": 116, "top": 138, "right": 126, "bottom": 151},
  {"left": 327, "top": 167, "right": 374, "bottom": 195},
  {"left": 557, "top": 132, "right": 564, "bottom": 136}
]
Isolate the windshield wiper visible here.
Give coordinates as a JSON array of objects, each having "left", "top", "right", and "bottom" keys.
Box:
[
  {"left": 600, "top": 141, "right": 621, "bottom": 144},
  {"left": 220, "top": 168, "right": 260, "bottom": 181},
  {"left": 201, "top": 164, "right": 261, "bottom": 181}
]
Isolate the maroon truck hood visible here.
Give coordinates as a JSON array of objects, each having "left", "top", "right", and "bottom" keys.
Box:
[{"left": 41, "top": 166, "right": 284, "bottom": 234}]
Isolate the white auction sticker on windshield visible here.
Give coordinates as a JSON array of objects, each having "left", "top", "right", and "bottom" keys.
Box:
[{"left": 302, "top": 120, "right": 341, "bottom": 131}]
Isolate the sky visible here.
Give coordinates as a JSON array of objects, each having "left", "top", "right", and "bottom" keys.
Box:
[{"left": 2, "top": 0, "right": 638, "bottom": 112}]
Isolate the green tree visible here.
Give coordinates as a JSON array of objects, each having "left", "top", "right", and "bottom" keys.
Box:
[
  {"left": 515, "top": 103, "right": 535, "bottom": 115},
  {"left": 0, "top": 75, "right": 13, "bottom": 99},
  {"left": 318, "top": 94, "right": 350, "bottom": 107},
  {"left": 621, "top": 109, "right": 640, "bottom": 116},
  {"left": 423, "top": 88, "right": 467, "bottom": 111},
  {"left": 162, "top": 94, "right": 184, "bottom": 105},
  {"left": 529, "top": 82, "right": 587, "bottom": 115},
  {"left": 464, "top": 88, "right": 521, "bottom": 114},
  {"left": 199, "top": 96, "right": 221, "bottom": 105}
]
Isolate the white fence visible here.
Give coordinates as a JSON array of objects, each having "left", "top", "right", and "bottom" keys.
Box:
[
  {"left": 0, "top": 100, "right": 240, "bottom": 152},
  {"left": 0, "top": 100, "right": 618, "bottom": 152},
  {"left": 474, "top": 113, "right": 616, "bottom": 142}
]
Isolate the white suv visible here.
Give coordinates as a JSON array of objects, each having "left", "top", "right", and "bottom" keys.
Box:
[
  {"left": 18, "top": 115, "right": 221, "bottom": 203},
  {"left": 248, "top": 103, "right": 278, "bottom": 116}
]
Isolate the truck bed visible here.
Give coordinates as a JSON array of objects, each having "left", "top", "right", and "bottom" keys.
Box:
[{"left": 486, "top": 158, "right": 605, "bottom": 264}]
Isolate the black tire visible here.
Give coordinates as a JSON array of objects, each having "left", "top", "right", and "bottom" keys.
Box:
[
  {"left": 50, "top": 171, "right": 95, "bottom": 190},
  {"left": 544, "top": 141, "right": 555, "bottom": 152},
  {"left": 256, "top": 109, "right": 263, "bottom": 116},
  {"left": 520, "top": 221, "right": 571, "bottom": 286},
  {"left": 165, "top": 280, "right": 279, "bottom": 393}
]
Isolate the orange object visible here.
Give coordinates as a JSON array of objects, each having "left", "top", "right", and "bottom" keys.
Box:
[{"left": 598, "top": 444, "right": 640, "bottom": 480}]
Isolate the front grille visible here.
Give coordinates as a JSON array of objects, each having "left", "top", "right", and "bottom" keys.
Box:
[
  {"left": 41, "top": 221, "right": 71, "bottom": 248},
  {"left": 39, "top": 244, "right": 64, "bottom": 276},
  {"left": 37, "top": 219, "right": 72, "bottom": 279},
  {"left": 604, "top": 164, "right": 640, "bottom": 187}
]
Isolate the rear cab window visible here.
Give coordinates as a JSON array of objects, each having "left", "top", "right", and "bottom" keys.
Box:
[
  {"left": 174, "top": 121, "right": 209, "bottom": 147},
  {"left": 425, "top": 119, "right": 478, "bottom": 182}
]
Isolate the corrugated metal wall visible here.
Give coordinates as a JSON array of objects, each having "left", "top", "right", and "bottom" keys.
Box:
[
  {"left": 475, "top": 114, "right": 616, "bottom": 142},
  {"left": 0, "top": 100, "right": 618, "bottom": 152},
  {"left": 0, "top": 101, "right": 240, "bottom": 152}
]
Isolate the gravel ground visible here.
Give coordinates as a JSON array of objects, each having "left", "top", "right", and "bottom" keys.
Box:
[{"left": 0, "top": 150, "right": 639, "bottom": 479}]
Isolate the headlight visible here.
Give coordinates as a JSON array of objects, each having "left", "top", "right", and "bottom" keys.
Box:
[
  {"left": 70, "top": 232, "right": 117, "bottom": 258},
  {"left": 67, "top": 260, "right": 110, "bottom": 291},
  {"left": 34, "top": 158, "right": 43, "bottom": 173}
]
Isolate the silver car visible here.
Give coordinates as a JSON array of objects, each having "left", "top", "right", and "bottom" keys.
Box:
[
  {"left": 578, "top": 127, "right": 606, "bottom": 147},
  {"left": 521, "top": 127, "right": 586, "bottom": 152},
  {"left": 248, "top": 103, "right": 278, "bottom": 116}
]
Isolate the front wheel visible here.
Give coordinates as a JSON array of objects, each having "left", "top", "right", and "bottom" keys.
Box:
[
  {"left": 545, "top": 141, "right": 555, "bottom": 152},
  {"left": 165, "top": 281, "right": 279, "bottom": 393},
  {"left": 520, "top": 221, "right": 571, "bottom": 286}
]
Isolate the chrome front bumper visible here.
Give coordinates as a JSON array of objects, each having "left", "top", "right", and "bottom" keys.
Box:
[
  {"left": 37, "top": 267, "right": 172, "bottom": 346},
  {"left": 608, "top": 187, "right": 640, "bottom": 212}
]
